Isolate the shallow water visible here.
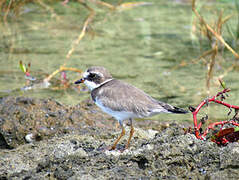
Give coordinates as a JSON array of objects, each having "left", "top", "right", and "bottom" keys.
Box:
[{"left": 0, "top": 0, "right": 238, "bottom": 123}]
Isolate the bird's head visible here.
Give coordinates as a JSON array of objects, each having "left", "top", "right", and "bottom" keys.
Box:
[{"left": 75, "top": 66, "right": 113, "bottom": 91}]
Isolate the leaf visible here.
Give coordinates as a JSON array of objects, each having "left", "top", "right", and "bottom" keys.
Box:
[
  {"left": 218, "top": 78, "right": 226, "bottom": 89},
  {"left": 19, "top": 61, "right": 26, "bottom": 73},
  {"left": 234, "top": 127, "right": 239, "bottom": 132},
  {"left": 215, "top": 128, "right": 234, "bottom": 138}
]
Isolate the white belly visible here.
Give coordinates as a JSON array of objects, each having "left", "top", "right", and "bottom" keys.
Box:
[{"left": 95, "top": 98, "right": 136, "bottom": 122}]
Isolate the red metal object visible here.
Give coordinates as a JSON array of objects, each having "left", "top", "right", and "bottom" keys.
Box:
[{"left": 190, "top": 88, "right": 239, "bottom": 144}]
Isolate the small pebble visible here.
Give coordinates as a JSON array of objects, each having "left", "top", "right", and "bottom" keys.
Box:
[{"left": 25, "top": 133, "right": 35, "bottom": 143}]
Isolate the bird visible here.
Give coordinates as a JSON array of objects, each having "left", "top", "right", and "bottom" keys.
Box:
[{"left": 75, "top": 66, "right": 188, "bottom": 150}]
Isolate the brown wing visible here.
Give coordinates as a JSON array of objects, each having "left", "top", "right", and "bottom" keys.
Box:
[{"left": 91, "top": 79, "right": 163, "bottom": 117}]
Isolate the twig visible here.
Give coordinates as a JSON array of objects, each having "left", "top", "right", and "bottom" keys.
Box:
[
  {"left": 65, "top": 0, "right": 95, "bottom": 61},
  {"left": 3, "top": 0, "right": 13, "bottom": 25},
  {"left": 36, "top": 0, "right": 60, "bottom": 20},
  {"left": 206, "top": 45, "right": 217, "bottom": 91},
  {"left": 93, "top": 0, "right": 115, "bottom": 10},
  {"left": 44, "top": 66, "right": 82, "bottom": 83},
  {"left": 190, "top": 88, "right": 239, "bottom": 140}
]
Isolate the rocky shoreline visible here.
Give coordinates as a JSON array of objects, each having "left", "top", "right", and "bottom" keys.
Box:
[{"left": 0, "top": 96, "right": 239, "bottom": 179}]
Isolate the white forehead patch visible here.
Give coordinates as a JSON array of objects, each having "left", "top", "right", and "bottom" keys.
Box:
[{"left": 83, "top": 71, "right": 89, "bottom": 78}]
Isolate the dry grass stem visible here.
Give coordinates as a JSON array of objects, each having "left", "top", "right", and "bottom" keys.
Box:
[
  {"left": 3, "top": 0, "right": 13, "bottom": 25},
  {"left": 192, "top": 0, "right": 239, "bottom": 92},
  {"left": 206, "top": 45, "right": 217, "bottom": 91},
  {"left": 36, "top": 0, "right": 60, "bottom": 20},
  {"left": 64, "top": 0, "right": 95, "bottom": 63},
  {"left": 94, "top": 0, "right": 115, "bottom": 10},
  {"left": 192, "top": 0, "right": 239, "bottom": 59},
  {"left": 44, "top": 66, "right": 82, "bottom": 83}
]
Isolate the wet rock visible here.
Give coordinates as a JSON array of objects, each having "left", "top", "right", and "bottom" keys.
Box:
[
  {"left": 0, "top": 122, "right": 238, "bottom": 179},
  {"left": 0, "top": 96, "right": 239, "bottom": 179},
  {"left": 0, "top": 96, "right": 113, "bottom": 148}
]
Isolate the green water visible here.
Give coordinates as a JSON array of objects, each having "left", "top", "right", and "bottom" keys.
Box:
[{"left": 0, "top": 0, "right": 238, "bottom": 123}]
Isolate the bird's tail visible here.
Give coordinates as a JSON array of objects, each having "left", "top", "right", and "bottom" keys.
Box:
[
  {"left": 167, "top": 106, "right": 188, "bottom": 114},
  {"left": 158, "top": 101, "right": 188, "bottom": 114}
]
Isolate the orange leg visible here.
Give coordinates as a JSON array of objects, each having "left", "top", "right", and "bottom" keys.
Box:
[
  {"left": 125, "top": 118, "right": 134, "bottom": 149},
  {"left": 110, "top": 125, "right": 125, "bottom": 150}
]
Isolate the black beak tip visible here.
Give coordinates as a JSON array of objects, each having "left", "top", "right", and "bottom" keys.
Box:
[
  {"left": 74, "top": 81, "right": 80, "bottom": 84},
  {"left": 74, "top": 78, "right": 84, "bottom": 84}
]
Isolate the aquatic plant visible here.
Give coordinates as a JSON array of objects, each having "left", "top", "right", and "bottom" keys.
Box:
[
  {"left": 188, "top": 79, "right": 239, "bottom": 145},
  {"left": 19, "top": 60, "right": 36, "bottom": 81}
]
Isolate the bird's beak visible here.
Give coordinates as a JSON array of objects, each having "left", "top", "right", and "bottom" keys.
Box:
[{"left": 74, "top": 78, "right": 85, "bottom": 84}]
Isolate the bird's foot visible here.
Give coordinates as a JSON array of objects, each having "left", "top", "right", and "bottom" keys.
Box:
[
  {"left": 108, "top": 144, "right": 127, "bottom": 152},
  {"left": 108, "top": 145, "right": 116, "bottom": 151},
  {"left": 97, "top": 144, "right": 128, "bottom": 152},
  {"left": 96, "top": 144, "right": 117, "bottom": 152}
]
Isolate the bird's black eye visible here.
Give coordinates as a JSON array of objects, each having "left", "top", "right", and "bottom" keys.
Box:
[{"left": 88, "top": 73, "right": 97, "bottom": 79}]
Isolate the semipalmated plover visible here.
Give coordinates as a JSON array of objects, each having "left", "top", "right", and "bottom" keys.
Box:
[{"left": 75, "top": 66, "right": 187, "bottom": 150}]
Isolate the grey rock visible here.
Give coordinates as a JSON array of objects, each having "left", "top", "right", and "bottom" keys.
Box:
[{"left": 0, "top": 96, "right": 239, "bottom": 179}]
